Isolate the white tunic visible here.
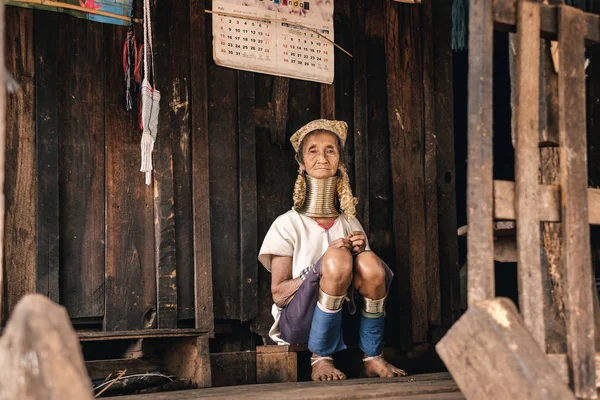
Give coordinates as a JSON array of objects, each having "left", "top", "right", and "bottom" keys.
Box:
[{"left": 258, "top": 209, "right": 370, "bottom": 344}]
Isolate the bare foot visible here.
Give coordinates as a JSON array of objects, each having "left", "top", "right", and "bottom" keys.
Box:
[
  {"left": 364, "top": 355, "right": 407, "bottom": 378},
  {"left": 311, "top": 355, "right": 347, "bottom": 381}
]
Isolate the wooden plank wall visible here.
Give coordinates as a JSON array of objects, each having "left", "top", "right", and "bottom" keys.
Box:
[{"left": 3, "top": 0, "right": 458, "bottom": 348}]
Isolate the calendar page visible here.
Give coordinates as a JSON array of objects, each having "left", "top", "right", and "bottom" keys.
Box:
[{"left": 212, "top": 0, "right": 335, "bottom": 84}]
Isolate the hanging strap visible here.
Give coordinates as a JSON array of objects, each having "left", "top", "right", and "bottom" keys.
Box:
[{"left": 142, "top": 0, "right": 156, "bottom": 86}]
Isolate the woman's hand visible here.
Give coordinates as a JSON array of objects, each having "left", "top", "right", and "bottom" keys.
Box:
[
  {"left": 329, "top": 237, "right": 352, "bottom": 251},
  {"left": 348, "top": 231, "right": 367, "bottom": 254}
]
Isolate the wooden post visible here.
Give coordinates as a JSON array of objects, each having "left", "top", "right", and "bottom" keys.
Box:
[
  {"left": 515, "top": 0, "right": 545, "bottom": 349},
  {"left": 467, "top": 0, "right": 495, "bottom": 305},
  {"left": 0, "top": 0, "right": 5, "bottom": 324},
  {"left": 558, "top": 5, "right": 596, "bottom": 398}
]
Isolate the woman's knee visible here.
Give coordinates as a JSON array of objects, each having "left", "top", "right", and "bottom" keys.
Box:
[
  {"left": 322, "top": 248, "right": 353, "bottom": 282},
  {"left": 354, "top": 252, "right": 386, "bottom": 286}
]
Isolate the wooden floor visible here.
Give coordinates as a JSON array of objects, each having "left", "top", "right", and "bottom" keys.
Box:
[{"left": 117, "top": 373, "right": 463, "bottom": 400}]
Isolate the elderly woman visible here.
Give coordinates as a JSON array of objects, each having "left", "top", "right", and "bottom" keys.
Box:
[{"left": 258, "top": 119, "right": 406, "bottom": 381}]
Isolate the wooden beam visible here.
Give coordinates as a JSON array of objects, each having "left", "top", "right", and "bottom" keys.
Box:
[
  {"left": 467, "top": 0, "right": 495, "bottom": 305},
  {"left": 558, "top": 5, "right": 596, "bottom": 398},
  {"left": 493, "top": 180, "right": 600, "bottom": 224},
  {"left": 515, "top": 0, "right": 544, "bottom": 350},
  {"left": 493, "top": 0, "right": 600, "bottom": 45},
  {"left": 190, "top": 0, "right": 214, "bottom": 333},
  {"left": 238, "top": 71, "right": 258, "bottom": 322},
  {"left": 78, "top": 328, "right": 209, "bottom": 341},
  {"left": 436, "top": 298, "right": 575, "bottom": 400}
]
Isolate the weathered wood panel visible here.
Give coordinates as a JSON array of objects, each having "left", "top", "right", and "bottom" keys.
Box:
[
  {"left": 383, "top": 0, "right": 412, "bottom": 349},
  {"left": 0, "top": 1, "right": 6, "bottom": 324},
  {"left": 353, "top": 0, "right": 368, "bottom": 230},
  {"left": 57, "top": 16, "right": 105, "bottom": 319},
  {"left": 558, "top": 5, "right": 596, "bottom": 398},
  {"left": 432, "top": 0, "right": 460, "bottom": 329},
  {"left": 4, "top": 7, "right": 36, "bottom": 317},
  {"left": 34, "top": 11, "right": 60, "bottom": 303},
  {"left": 104, "top": 22, "right": 155, "bottom": 331},
  {"left": 208, "top": 31, "right": 241, "bottom": 320},
  {"left": 190, "top": 0, "right": 214, "bottom": 332},
  {"left": 238, "top": 71, "right": 258, "bottom": 322},
  {"left": 467, "top": 0, "right": 495, "bottom": 305},
  {"left": 392, "top": 2, "right": 429, "bottom": 343},
  {"left": 422, "top": 0, "right": 441, "bottom": 327},
  {"left": 154, "top": 0, "right": 194, "bottom": 327},
  {"left": 156, "top": 0, "right": 195, "bottom": 323},
  {"left": 515, "top": 0, "right": 544, "bottom": 349}
]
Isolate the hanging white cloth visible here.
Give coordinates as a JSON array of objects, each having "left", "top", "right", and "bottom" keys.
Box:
[{"left": 140, "top": 0, "right": 160, "bottom": 185}]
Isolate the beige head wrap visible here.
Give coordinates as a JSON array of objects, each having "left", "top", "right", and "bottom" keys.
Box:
[{"left": 291, "top": 119, "right": 358, "bottom": 220}]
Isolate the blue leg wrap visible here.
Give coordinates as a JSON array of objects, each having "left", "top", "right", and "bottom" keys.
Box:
[
  {"left": 307, "top": 306, "right": 347, "bottom": 356},
  {"left": 359, "top": 312, "right": 385, "bottom": 357}
]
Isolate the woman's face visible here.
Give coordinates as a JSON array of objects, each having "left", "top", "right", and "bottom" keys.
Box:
[{"left": 299, "top": 131, "right": 340, "bottom": 179}]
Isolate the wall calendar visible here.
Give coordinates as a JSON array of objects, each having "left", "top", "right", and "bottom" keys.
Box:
[{"left": 212, "top": 0, "right": 335, "bottom": 84}]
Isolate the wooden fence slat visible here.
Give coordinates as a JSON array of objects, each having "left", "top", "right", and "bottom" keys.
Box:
[
  {"left": 34, "top": 11, "right": 59, "bottom": 303},
  {"left": 422, "top": 0, "right": 441, "bottom": 327},
  {"left": 515, "top": 0, "right": 544, "bottom": 349},
  {"left": 154, "top": 152, "right": 178, "bottom": 329},
  {"left": 104, "top": 22, "right": 155, "bottom": 331},
  {"left": 5, "top": 7, "right": 36, "bottom": 318},
  {"left": 238, "top": 70, "right": 258, "bottom": 322},
  {"left": 190, "top": 0, "right": 214, "bottom": 331},
  {"left": 353, "top": 0, "right": 369, "bottom": 231},
  {"left": 558, "top": 5, "right": 596, "bottom": 398},
  {"left": 467, "top": 0, "right": 495, "bottom": 306}
]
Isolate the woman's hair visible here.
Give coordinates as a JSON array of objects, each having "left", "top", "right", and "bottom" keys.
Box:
[{"left": 292, "top": 130, "right": 357, "bottom": 219}]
